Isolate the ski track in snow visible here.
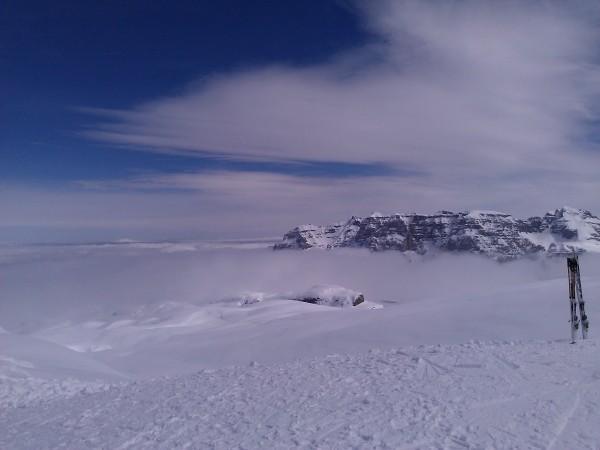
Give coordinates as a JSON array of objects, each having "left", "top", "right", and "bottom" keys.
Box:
[{"left": 2, "top": 339, "right": 599, "bottom": 449}]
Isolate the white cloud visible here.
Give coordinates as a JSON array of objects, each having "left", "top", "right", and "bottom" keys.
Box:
[
  {"left": 4, "top": 0, "right": 600, "bottom": 243},
  {"left": 85, "top": 1, "right": 600, "bottom": 178},
  {"left": 3, "top": 168, "right": 598, "bottom": 243}
]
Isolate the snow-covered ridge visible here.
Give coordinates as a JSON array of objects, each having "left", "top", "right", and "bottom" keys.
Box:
[{"left": 274, "top": 207, "right": 600, "bottom": 259}]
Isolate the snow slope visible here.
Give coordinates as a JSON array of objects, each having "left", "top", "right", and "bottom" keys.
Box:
[
  {"left": 10, "top": 274, "right": 597, "bottom": 378},
  {"left": 1, "top": 243, "right": 600, "bottom": 448},
  {"left": 2, "top": 339, "right": 599, "bottom": 449}
]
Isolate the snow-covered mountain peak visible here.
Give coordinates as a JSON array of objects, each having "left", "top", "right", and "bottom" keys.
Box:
[
  {"left": 548, "top": 206, "right": 588, "bottom": 217},
  {"left": 542, "top": 207, "right": 600, "bottom": 242},
  {"left": 275, "top": 208, "right": 600, "bottom": 259},
  {"left": 464, "top": 210, "right": 509, "bottom": 218}
]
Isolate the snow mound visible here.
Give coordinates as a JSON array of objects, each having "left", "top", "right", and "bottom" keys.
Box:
[
  {"left": 291, "top": 284, "right": 364, "bottom": 307},
  {"left": 231, "top": 285, "right": 368, "bottom": 308},
  {"left": 237, "top": 292, "right": 267, "bottom": 305}
]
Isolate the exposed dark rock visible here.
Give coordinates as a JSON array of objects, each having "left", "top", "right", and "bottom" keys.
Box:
[
  {"left": 291, "top": 286, "right": 366, "bottom": 308},
  {"left": 353, "top": 294, "right": 365, "bottom": 307}
]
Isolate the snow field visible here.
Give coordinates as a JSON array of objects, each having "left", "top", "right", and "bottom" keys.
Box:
[
  {"left": 2, "top": 339, "right": 599, "bottom": 449},
  {"left": 15, "top": 275, "right": 598, "bottom": 378},
  {"left": 2, "top": 245, "right": 600, "bottom": 448}
]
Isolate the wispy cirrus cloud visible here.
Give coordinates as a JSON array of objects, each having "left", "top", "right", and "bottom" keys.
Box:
[{"left": 83, "top": 0, "right": 600, "bottom": 179}]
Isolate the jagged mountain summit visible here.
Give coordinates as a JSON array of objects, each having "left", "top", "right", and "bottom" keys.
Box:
[{"left": 274, "top": 207, "right": 600, "bottom": 259}]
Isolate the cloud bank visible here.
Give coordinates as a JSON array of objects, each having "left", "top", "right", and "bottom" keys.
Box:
[
  {"left": 2, "top": 243, "right": 585, "bottom": 333},
  {"left": 4, "top": 0, "right": 600, "bottom": 243},
  {"left": 87, "top": 1, "right": 600, "bottom": 172}
]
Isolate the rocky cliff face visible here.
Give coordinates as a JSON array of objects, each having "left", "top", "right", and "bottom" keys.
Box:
[{"left": 274, "top": 207, "right": 600, "bottom": 259}]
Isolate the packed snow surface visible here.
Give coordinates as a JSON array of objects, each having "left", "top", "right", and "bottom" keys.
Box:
[
  {"left": 3, "top": 339, "right": 600, "bottom": 449},
  {"left": 1, "top": 242, "right": 600, "bottom": 448}
]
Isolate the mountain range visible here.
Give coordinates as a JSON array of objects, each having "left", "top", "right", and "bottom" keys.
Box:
[{"left": 274, "top": 207, "right": 600, "bottom": 259}]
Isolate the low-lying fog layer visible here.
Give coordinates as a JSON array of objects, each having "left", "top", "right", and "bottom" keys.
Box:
[
  {"left": 1, "top": 241, "right": 589, "bottom": 331},
  {"left": 1, "top": 241, "right": 599, "bottom": 379}
]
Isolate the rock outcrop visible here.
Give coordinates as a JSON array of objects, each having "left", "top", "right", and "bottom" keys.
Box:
[{"left": 274, "top": 207, "right": 600, "bottom": 260}]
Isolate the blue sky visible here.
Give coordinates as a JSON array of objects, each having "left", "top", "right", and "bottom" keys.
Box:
[
  {"left": 1, "top": 1, "right": 368, "bottom": 183},
  {"left": 2, "top": 0, "right": 600, "bottom": 243}
]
